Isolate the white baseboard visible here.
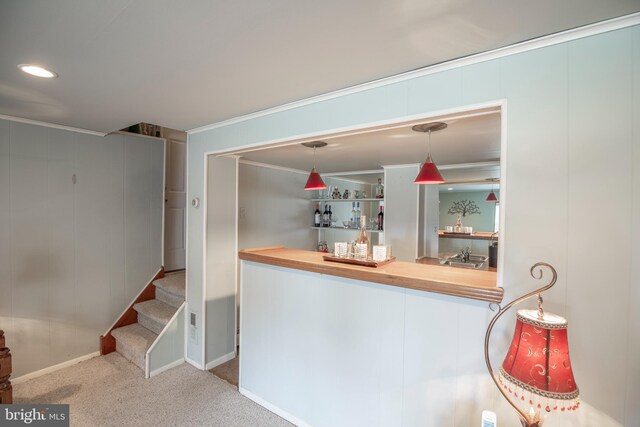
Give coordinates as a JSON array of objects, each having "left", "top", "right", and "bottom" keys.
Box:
[
  {"left": 239, "top": 387, "right": 312, "bottom": 427},
  {"left": 205, "top": 351, "right": 236, "bottom": 370},
  {"left": 149, "top": 358, "right": 185, "bottom": 378},
  {"left": 12, "top": 351, "right": 101, "bottom": 385},
  {"left": 185, "top": 356, "right": 203, "bottom": 370}
]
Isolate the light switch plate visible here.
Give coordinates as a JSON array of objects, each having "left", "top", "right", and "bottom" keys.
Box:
[{"left": 190, "top": 311, "right": 197, "bottom": 327}]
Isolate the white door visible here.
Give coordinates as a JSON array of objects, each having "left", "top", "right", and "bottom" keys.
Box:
[{"left": 164, "top": 132, "right": 187, "bottom": 271}]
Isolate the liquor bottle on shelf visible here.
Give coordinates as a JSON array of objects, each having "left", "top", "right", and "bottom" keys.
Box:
[
  {"left": 351, "top": 202, "right": 357, "bottom": 226},
  {"left": 328, "top": 205, "right": 333, "bottom": 225},
  {"left": 355, "top": 215, "right": 369, "bottom": 260},
  {"left": 378, "top": 205, "right": 384, "bottom": 230},
  {"left": 356, "top": 202, "right": 361, "bottom": 224},
  {"left": 323, "top": 205, "right": 329, "bottom": 227},
  {"left": 374, "top": 178, "right": 384, "bottom": 198},
  {"left": 314, "top": 203, "right": 321, "bottom": 227}
]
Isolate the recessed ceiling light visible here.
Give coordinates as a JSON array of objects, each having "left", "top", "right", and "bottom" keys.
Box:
[
  {"left": 447, "top": 187, "right": 453, "bottom": 191},
  {"left": 18, "top": 64, "right": 58, "bottom": 79}
]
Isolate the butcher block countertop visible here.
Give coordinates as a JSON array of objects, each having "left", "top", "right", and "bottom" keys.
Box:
[{"left": 239, "top": 247, "right": 502, "bottom": 303}]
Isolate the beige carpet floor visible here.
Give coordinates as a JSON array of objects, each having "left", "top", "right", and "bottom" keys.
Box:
[{"left": 14, "top": 353, "right": 291, "bottom": 427}]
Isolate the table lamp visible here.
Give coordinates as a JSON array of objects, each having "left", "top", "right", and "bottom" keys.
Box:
[{"left": 485, "top": 263, "right": 579, "bottom": 427}]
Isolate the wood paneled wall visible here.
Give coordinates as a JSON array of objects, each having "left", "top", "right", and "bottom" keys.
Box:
[
  {"left": 0, "top": 121, "right": 164, "bottom": 378},
  {"left": 189, "top": 25, "right": 640, "bottom": 426}
]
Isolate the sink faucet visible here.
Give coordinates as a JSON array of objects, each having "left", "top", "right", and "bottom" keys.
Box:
[{"left": 459, "top": 247, "right": 471, "bottom": 263}]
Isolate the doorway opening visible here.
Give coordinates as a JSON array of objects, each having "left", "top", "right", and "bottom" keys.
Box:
[{"left": 202, "top": 101, "right": 507, "bottom": 379}]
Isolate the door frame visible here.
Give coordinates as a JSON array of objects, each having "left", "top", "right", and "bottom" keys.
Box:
[{"left": 201, "top": 154, "right": 239, "bottom": 369}]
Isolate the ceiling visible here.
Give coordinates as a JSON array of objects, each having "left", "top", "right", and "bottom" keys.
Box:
[
  {"left": 238, "top": 111, "right": 501, "bottom": 181},
  {"left": 1, "top": 1, "right": 638, "bottom": 133}
]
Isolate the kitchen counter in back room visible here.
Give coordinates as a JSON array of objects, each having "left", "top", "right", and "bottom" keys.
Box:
[{"left": 416, "top": 255, "right": 497, "bottom": 272}]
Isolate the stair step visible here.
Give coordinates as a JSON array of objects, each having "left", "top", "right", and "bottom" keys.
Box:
[
  {"left": 133, "top": 299, "right": 177, "bottom": 334},
  {"left": 153, "top": 272, "right": 185, "bottom": 299},
  {"left": 156, "top": 287, "right": 183, "bottom": 309},
  {"left": 112, "top": 323, "right": 158, "bottom": 370}
]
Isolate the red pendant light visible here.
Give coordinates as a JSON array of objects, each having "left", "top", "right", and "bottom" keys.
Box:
[
  {"left": 304, "top": 168, "right": 326, "bottom": 190},
  {"left": 302, "top": 141, "right": 328, "bottom": 191},
  {"left": 415, "top": 153, "right": 445, "bottom": 184},
  {"left": 485, "top": 179, "right": 499, "bottom": 202},
  {"left": 412, "top": 122, "right": 447, "bottom": 184}
]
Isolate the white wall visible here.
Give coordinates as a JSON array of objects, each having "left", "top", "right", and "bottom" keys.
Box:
[
  {"left": 188, "top": 24, "right": 640, "bottom": 425},
  {"left": 241, "top": 261, "right": 496, "bottom": 427},
  {"left": 0, "top": 119, "right": 164, "bottom": 377},
  {"left": 383, "top": 165, "right": 419, "bottom": 262},
  {"left": 238, "top": 163, "right": 316, "bottom": 251}
]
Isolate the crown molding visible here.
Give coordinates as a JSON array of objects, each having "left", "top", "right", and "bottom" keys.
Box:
[
  {"left": 188, "top": 12, "right": 640, "bottom": 136},
  {"left": 238, "top": 159, "right": 308, "bottom": 175},
  {"left": 0, "top": 113, "right": 106, "bottom": 136}
]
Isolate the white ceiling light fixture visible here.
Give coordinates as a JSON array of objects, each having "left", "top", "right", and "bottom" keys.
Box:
[{"left": 18, "top": 64, "right": 58, "bottom": 79}]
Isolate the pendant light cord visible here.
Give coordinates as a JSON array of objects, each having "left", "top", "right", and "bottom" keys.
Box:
[{"left": 313, "top": 146, "right": 317, "bottom": 169}]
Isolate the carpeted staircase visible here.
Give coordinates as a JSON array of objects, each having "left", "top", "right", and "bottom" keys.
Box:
[{"left": 111, "top": 272, "right": 185, "bottom": 371}]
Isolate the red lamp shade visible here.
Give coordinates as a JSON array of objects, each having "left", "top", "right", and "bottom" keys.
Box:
[
  {"left": 486, "top": 190, "right": 499, "bottom": 202},
  {"left": 414, "top": 153, "right": 444, "bottom": 184},
  {"left": 499, "top": 310, "right": 580, "bottom": 413},
  {"left": 304, "top": 168, "right": 327, "bottom": 191}
]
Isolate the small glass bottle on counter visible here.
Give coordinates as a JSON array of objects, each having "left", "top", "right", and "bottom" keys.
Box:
[{"left": 355, "top": 215, "right": 369, "bottom": 260}]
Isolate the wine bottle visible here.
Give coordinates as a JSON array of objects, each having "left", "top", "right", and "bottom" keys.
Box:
[
  {"left": 328, "top": 205, "right": 332, "bottom": 226},
  {"left": 314, "top": 203, "right": 321, "bottom": 227},
  {"left": 378, "top": 205, "right": 384, "bottom": 230},
  {"left": 355, "top": 215, "right": 369, "bottom": 260},
  {"left": 323, "top": 205, "right": 329, "bottom": 227}
]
